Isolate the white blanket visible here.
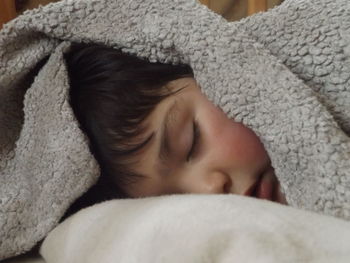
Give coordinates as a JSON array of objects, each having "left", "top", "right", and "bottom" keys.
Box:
[{"left": 40, "top": 195, "right": 350, "bottom": 263}]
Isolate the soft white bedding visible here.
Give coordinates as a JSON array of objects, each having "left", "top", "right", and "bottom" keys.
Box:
[{"left": 40, "top": 195, "right": 350, "bottom": 263}]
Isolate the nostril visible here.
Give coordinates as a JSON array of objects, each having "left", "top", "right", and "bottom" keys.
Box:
[
  {"left": 223, "top": 180, "right": 232, "bottom": 194},
  {"left": 207, "top": 171, "right": 232, "bottom": 194}
]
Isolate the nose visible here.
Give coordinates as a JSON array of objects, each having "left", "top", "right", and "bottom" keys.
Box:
[{"left": 197, "top": 171, "right": 232, "bottom": 194}]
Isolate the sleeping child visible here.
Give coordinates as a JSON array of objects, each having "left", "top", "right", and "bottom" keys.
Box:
[
  {"left": 1, "top": 0, "right": 350, "bottom": 259},
  {"left": 63, "top": 42, "right": 287, "bottom": 215}
]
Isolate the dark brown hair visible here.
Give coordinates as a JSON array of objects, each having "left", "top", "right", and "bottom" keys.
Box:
[{"left": 62, "top": 42, "right": 193, "bottom": 217}]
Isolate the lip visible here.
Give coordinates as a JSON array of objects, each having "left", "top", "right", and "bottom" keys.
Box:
[
  {"left": 256, "top": 173, "right": 274, "bottom": 200},
  {"left": 244, "top": 167, "right": 275, "bottom": 201},
  {"left": 244, "top": 174, "right": 263, "bottom": 197}
]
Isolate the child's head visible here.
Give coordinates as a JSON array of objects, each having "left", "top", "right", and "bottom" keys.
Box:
[{"left": 65, "top": 43, "right": 287, "bottom": 204}]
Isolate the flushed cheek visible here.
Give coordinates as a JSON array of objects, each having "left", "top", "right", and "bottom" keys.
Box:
[{"left": 215, "top": 122, "right": 269, "bottom": 168}]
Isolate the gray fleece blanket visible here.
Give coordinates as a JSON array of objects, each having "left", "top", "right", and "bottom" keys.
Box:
[{"left": 0, "top": 0, "right": 349, "bottom": 260}]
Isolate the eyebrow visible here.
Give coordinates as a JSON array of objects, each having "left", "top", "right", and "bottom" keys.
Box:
[{"left": 158, "top": 99, "right": 180, "bottom": 168}]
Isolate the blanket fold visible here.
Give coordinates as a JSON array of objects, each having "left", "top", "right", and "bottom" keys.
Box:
[
  {"left": 1, "top": 0, "right": 349, "bottom": 259},
  {"left": 40, "top": 195, "right": 350, "bottom": 263}
]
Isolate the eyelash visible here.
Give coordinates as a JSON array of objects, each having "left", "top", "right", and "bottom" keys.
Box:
[{"left": 186, "top": 120, "right": 200, "bottom": 161}]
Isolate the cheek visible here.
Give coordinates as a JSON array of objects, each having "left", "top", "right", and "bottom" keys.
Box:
[
  {"left": 232, "top": 124, "right": 267, "bottom": 157},
  {"left": 210, "top": 119, "right": 269, "bottom": 166},
  {"left": 196, "top": 92, "right": 270, "bottom": 167}
]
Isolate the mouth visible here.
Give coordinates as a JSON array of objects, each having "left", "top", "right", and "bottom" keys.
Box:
[
  {"left": 244, "top": 167, "right": 275, "bottom": 201},
  {"left": 244, "top": 174, "right": 263, "bottom": 198}
]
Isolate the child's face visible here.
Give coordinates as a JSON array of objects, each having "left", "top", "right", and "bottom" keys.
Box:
[{"left": 124, "top": 77, "right": 287, "bottom": 204}]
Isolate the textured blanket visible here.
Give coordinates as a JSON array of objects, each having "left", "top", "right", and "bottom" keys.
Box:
[{"left": 0, "top": 0, "right": 349, "bottom": 260}]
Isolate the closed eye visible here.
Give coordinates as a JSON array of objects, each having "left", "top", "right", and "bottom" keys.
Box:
[{"left": 186, "top": 120, "right": 200, "bottom": 161}]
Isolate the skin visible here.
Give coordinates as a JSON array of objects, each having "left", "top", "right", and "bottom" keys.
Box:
[{"left": 123, "top": 77, "right": 287, "bottom": 204}]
